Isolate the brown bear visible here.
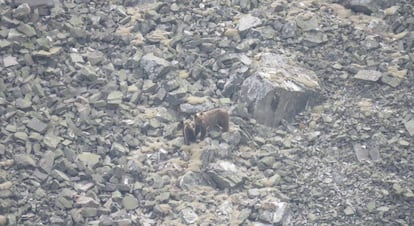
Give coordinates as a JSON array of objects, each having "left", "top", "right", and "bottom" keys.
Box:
[
  {"left": 182, "top": 120, "right": 197, "bottom": 145},
  {"left": 194, "top": 108, "right": 229, "bottom": 140}
]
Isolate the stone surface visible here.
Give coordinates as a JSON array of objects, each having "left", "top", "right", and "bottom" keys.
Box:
[
  {"left": 354, "top": 70, "right": 382, "bottom": 82},
  {"left": 27, "top": 118, "right": 48, "bottom": 133},
  {"left": 0, "top": 0, "right": 413, "bottom": 225},
  {"left": 238, "top": 53, "right": 321, "bottom": 127},
  {"left": 206, "top": 161, "right": 246, "bottom": 189},
  {"left": 140, "top": 53, "right": 174, "bottom": 80}
]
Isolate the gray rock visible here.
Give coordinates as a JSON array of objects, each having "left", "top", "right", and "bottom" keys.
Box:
[
  {"left": 302, "top": 31, "right": 328, "bottom": 47},
  {"left": 3, "top": 56, "right": 18, "bottom": 67},
  {"left": 180, "top": 207, "right": 198, "bottom": 224},
  {"left": 75, "top": 195, "right": 100, "bottom": 208},
  {"left": 81, "top": 207, "right": 98, "bottom": 217},
  {"left": 404, "top": 120, "right": 414, "bottom": 136},
  {"left": 346, "top": 0, "right": 378, "bottom": 15},
  {"left": 14, "top": 154, "right": 36, "bottom": 168},
  {"left": 178, "top": 171, "right": 206, "bottom": 189},
  {"left": 362, "top": 36, "right": 380, "bottom": 50},
  {"left": 56, "top": 196, "right": 73, "bottom": 209},
  {"left": 16, "top": 24, "right": 37, "bottom": 37},
  {"left": 32, "top": 47, "right": 62, "bottom": 59},
  {"left": 0, "top": 40, "right": 12, "bottom": 49},
  {"left": 238, "top": 53, "right": 321, "bottom": 127},
  {"left": 12, "top": 0, "right": 54, "bottom": 7},
  {"left": 353, "top": 143, "right": 370, "bottom": 161},
  {"left": 77, "top": 64, "right": 98, "bottom": 81},
  {"left": 38, "top": 151, "right": 55, "bottom": 174},
  {"left": 295, "top": 13, "right": 319, "bottom": 31},
  {"left": 107, "top": 91, "right": 123, "bottom": 105},
  {"left": 77, "top": 152, "right": 100, "bottom": 168},
  {"left": 122, "top": 194, "right": 139, "bottom": 210},
  {"left": 70, "top": 53, "right": 84, "bottom": 63},
  {"left": 206, "top": 160, "right": 246, "bottom": 189},
  {"left": 16, "top": 98, "right": 31, "bottom": 110},
  {"left": 111, "top": 142, "right": 129, "bottom": 156},
  {"left": 43, "top": 133, "right": 62, "bottom": 149},
  {"left": 257, "top": 198, "right": 290, "bottom": 225},
  {"left": 354, "top": 70, "right": 382, "bottom": 82},
  {"left": 27, "top": 117, "right": 48, "bottom": 133},
  {"left": 140, "top": 53, "right": 175, "bottom": 80},
  {"left": 84, "top": 50, "right": 105, "bottom": 65},
  {"left": 13, "top": 3, "right": 31, "bottom": 18},
  {"left": 237, "top": 14, "right": 262, "bottom": 32},
  {"left": 380, "top": 74, "right": 401, "bottom": 87},
  {"left": 281, "top": 21, "right": 297, "bottom": 38}
]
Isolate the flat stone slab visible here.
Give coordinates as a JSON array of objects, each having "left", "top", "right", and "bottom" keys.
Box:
[{"left": 27, "top": 118, "right": 48, "bottom": 134}]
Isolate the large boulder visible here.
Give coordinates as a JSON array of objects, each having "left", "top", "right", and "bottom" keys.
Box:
[{"left": 238, "top": 53, "right": 321, "bottom": 127}]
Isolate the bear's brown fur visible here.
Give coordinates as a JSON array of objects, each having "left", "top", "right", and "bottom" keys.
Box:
[
  {"left": 194, "top": 108, "right": 229, "bottom": 140},
  {"left": 183, "top": 120, "right": 197, "bottom": 145}
]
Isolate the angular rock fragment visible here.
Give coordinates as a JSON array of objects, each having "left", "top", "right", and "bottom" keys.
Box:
[
  {"left": 32, "top": 47, "right": 62, "bottom": 59},
  {"left": 238, "top": 53, "right": 321, "bottom": 127},
  {"left": 3, "top": 56, "right": 18, "bottom": 67},
  {"left": 77, "top": 152, "right": 100, "bottom": 168},
  {"left": 17, "top": 24, "right": 37, "bottom": 37},
  {"left": 122, "top": 194, "right": 139, "bottom": 210},
  {"left": 12, "top": 0, "right": 55, "bottom": 7},
  {"left": 38, "top": 151, "right": 55, "bottom": 173},
  {"left": 43, "top": 133, "right": 62, "bottom": 149},
  {"left": 107, "top": 91, "right": 123, "bottom": 105},
  {"left": 257, "top": 198, "right": 290, "bottom": 225},
  {"left": 237, "top": 14, "right": 262, "bottom": 32},
  {"left": 12, "top": 3, "right": 31, "bottom": 18},
  {"left": 206, "top": 160, "right": 246, "bottom": 189},
  {"left": 27, "top": 117, "right": 48, "bottom": 133},
  {"left": 354, "top": 70, "right": 382, "bottom": 82},
  {"left": 404, "top": 120, "right": 414, "bottom": 136},
  {"left": 14, "top": 154, "right": 36, "bottom": 168},
  {"left": 180, "top": 208, "right": 198, "bottom": 224},
  {"left": 140, "top": 53, "right": 175, "bottom": 80}
]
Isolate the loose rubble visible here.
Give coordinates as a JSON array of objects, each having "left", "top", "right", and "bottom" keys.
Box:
[{"left": 0, "top": 0, "right": 413, "bottom": 225}]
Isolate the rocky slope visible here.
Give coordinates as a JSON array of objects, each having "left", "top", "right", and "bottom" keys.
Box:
[{"left": 0, "top": 0, "right": 413, "bottom": 225}]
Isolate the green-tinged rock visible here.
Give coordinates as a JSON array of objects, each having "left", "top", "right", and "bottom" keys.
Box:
[
  {"left": 393, "top": 183, "right": 403, "bottom": 194},
  {"left": 403, "top": 189, "right": 414, "bottom": 198},
  {"left": 14, "top": 131, "right": 28, "bottom": 141},
  {"left": 27, "top": 118, "right": 48, "bottom": 133},
  {"left": 7, "top": 29, "right": 24, "bottom": 40},
  {"left": 0, "top": 39, "right": 12, "bottom": 49},
  {"left": 77, "top": 152, "right": 100, "bottom": 168},
  {"left": 156, "top": 192, "right": 170, "bottom": 202},
  {"left": 43, "top": 133, "right": 62, "bottom": 149},
  {"left": 81, "top": 207, "right": 98, "bottom": 217},
  {"left": 122, "top": 195, "right": 139, "bottom": 210},
  {"left": 17, "top": 24, "right": 37, "bottom": 37},
  {"left": 14, "top": 154, "right": 36, "bottom": 168},
  {"left": 51, "top": 169, "right": 70, "bottom": 182},
  {"left": 107, "top": 91, "right": 123, "bottom": 105},
  {"left": 38, "top": 151, "right": 55, "bottom": 173},
  {"left": 16, "top": 98, "right": 32, "bottom": 110},
  {"left": 56, "top": 196, "right": 73, "bottom": 209},
  {"left": 404, "top": 120, "right": 414, "bottom": 136},
  {"left": 344, "top": 206, "right": 354, "bottom": 215},
  {"left": 367, "top": 201, "right": 376, "bottom": 212},
  {"left": 33, "top": 47, "right": 62, "bottom": 58},
  {"left": 70, "top": 53, "right": 84, "bottom": 63}
]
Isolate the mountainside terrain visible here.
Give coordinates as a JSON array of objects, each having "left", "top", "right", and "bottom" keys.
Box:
[{"left": 0, "top": 0, "right": 413, "bottom": 225}]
